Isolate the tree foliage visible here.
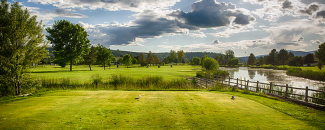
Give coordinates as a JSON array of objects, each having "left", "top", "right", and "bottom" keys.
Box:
[
  {"left": 177, "top": 50, "right": 185, "bottom": 63},
  {"left": 0, "top": 0, "right": 48, "bottom": 95},
  {"left": 229, "top": 58, "right": 239, "bottom": 66},
  {"left": 138, "top": 53, "right": 146, "bottom": 66},
  {"left": 304, "top": 53, "right": 315, "bottom": 66},
  {"left": 170, "top": 50, "right": 177, "bottom": 63},
  {"left": 315, "top": 42, "right": 325, "bottom": 64},
  {"left": 192, "top": 57, "right": 201, "bottom": 65},
  {"left": 257, "top": 57, "right": 265, "bottom": 66},
  {"left": 146, "top": 51, "right": 154, "bottom": 66},
  {"left": 225, "top": 50, "right": 235, "bottom": 60},
  {"left": 247, "top": 53, "right": 256, "bottom": 65},
  {"left": 202, "top": 57, "right": 219, "bottom": 71},
  {"left": 83, "top": 45, "right": 97, "bottom": 70},
  {"left": 277, "top": 49, "right": 289, "bottom": 67},
  {"left": 122, "top": 54, "right": 132, "bottom": 68},
  {"left": 46, "top": 20, "right": 90, "bottom": 71},
  {"left": 267, "top": 49, "right": 277, "bottom": 65},
  {"left": 289, "top": 56, "right": 304, "bottom": 66},
  {"left": 96, "top": 44, "right": 110, "bottom": 70}
]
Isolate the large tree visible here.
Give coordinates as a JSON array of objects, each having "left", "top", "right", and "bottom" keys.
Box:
[
  {"left": 247, "top": 53, "right": 256, "bottom": 65},
  {"left": 46, "top": 20, "right": 90, "bottom": 71},
  {"left": 258, "top": 57, "right": 265, "bottom": 66},
  {"left": 177, "top": 50, "right": 185, "bottom": 64},
  {"left": 83, "top": 45, "right": 97, "bottom": 71},
  {"left": 122, "top": 54, "right": 132, "bottom": 68},
  {"left": 277, "top": 49, "right": 289, "bottom": 67},
  {"left": 0, "top": 0, "right": 48, "bottom": 95},
  {"left": 304, "top": 53, "right": 315, "bottom": 66},
  {"left": 267, "top": 49, "right": 278, "bottom": 65},
  {"left": 225, "top": 50, "right": 235, "bottom": 60},
  {"left": 138, "top": 53, "right": 146, "bottom": 66},
  {"left": 229, "top": 58, "right": 239, "bottom": 66},
  {"left": 170, "top": 50, "right": 177, "bottom": 64},
  {"left": 315, "top": 42, "right": 325, "bottom": 64},
  {"left": 146, "top": 51, "right": 154, "bottom": 66},
  {"left": 96, "top": 44, "right": 110, "bottom": 70}
]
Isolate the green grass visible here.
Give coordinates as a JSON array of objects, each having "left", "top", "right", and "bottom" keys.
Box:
[
  {"left": 30, "top": 64, "right": 202, "bottom": 83},
  {"left": 1, "top": 90, "right": 324, "bottom": 129}
]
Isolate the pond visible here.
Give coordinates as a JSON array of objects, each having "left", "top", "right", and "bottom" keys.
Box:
[{"left": 219, "top": 67, "right": 325, "bottom": 90}]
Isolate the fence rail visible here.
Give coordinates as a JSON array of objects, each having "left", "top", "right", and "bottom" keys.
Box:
[{"left": 194, "top": 73, "right": 325, "bottom": 107}]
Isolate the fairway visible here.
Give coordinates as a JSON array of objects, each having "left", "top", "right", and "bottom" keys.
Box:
[
  {"left": 0, "top": 91, "right": 318, "bottom": 129},
  {"left": 30, "top": 65, "right": 201, "bottom": 82}
]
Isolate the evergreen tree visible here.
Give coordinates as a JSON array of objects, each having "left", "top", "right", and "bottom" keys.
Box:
[
  {"left": 304, "top": 53, "right": 315, "bottom": 66},
  {"left": 147, "top": 51, "right": 154, "bottom": 66},
  {"left": 0, "top": 0, "right": 48, "bottom": 95},
  {"left": 247, "top": 53, "right": 256, "bottom": 65},
  {"left": 277, "top": 49, "right": 289, "bottom": 67},
  {"left": 138, "top": 53, "right": 146, "bottom": 66},
  {"left": 46, "top": 20, "right": 90, "bottom": 71},
  {"left": 267, "top": 49, "right": 277, "bottom": 65},
  {"left": 315, "top": 42, "right": 325, "bottom": 65}
]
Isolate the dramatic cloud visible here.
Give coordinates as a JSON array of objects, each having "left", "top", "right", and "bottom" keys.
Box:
[
  {"left": 299, "top": 4, "right": 319, "bottom": 15},
  {"left": 80, "top": 0, "right": 255, "bottom": 46},
  {"left": 51, "top": 8, "right": 88, "bottom": 18},
  {"left": 213, "top": 39, "right": 221, "bottom": 44},
  {"left": 298, "top": 37, "right": 304, "bottom": 42},
  {"left": 310, "top": 40, "right": 321, "bottom": 44},
  {"left": 282, "top": 0, "right": 293, "bottom": 9},
  {"left": 316, "top": 10, "right": 325, "bottom": 18},
  {"left": 27, "top": 0, "right": 181, "bottom": 12}
]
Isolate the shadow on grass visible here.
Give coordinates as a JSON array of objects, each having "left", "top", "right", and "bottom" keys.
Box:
[{"left": 31, "top": 70, "right": 90, "bottom": 73}]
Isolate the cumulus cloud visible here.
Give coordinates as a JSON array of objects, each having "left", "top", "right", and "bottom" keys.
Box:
[
  {"left": 316, "top": 10, "right": 325, "bottom": 18},
  {"left": 299, "top": 4, "right": 319, "bottom": 15},
  {"left": 80, "top": 0, "right": 255, "bottom": 46},
  {"left": 27, "top": 0, "right": 180, "bottom": 12},
  {"left": 282, "top": 0, "right": 293, "bottom": 9},
  {"left": 213, "top": 39, "right": 221, "bottom": 44},
  {"left": 298, "top": 37, "right": 304, "bottom": 42},
  {"left": 52, "top": 8, "right": 88, "bottom": 18},
  {"left": 189, "top": 31, "right": 206, "bottom": 38},
  {"left": 310, "top": 40, "right": 321, "bottom": 44},
  {"left": 158, "top": 43, "right": 223, "bottom": 52}
]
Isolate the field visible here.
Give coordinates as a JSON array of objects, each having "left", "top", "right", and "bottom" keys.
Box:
[
  {"left": 1, "top": 91, "right": 325, "bottom": 129},
  {"left": 30, "top": 64, "right": 201, "bottom": 82}
]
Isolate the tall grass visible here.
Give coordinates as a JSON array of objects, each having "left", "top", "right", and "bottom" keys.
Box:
[
  {"left": 286, "top": 68, "right": 325, "bottom": 81},
  {"left": 40, "top": 74, "right": 201, "bottom": 91}
]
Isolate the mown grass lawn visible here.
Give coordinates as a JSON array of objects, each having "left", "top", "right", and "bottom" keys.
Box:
[
  {"left": 0, "top": 91, "right": 323, "bottom": 129},
  {"left": 30, "top": 64, "right": 201, "bottom": 82}
]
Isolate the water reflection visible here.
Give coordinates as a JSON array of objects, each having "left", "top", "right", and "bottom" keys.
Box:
[{"left": 219, "top": 67, "right": 325, "bottom": 90}]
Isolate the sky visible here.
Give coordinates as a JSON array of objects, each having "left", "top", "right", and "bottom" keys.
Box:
[{"left": 10, "top": 0, "right": 325, "bottom": 57}]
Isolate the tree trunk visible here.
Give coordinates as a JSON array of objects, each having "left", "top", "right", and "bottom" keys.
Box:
[
  {"left": 70, "top": 60, "right": 72, "bottom": 71},
  {"left": 89, "top": 64, "right": 92, "bottom": 71},
  {"left": 104, "top": 62, "right": 106, "bottom": 70}
]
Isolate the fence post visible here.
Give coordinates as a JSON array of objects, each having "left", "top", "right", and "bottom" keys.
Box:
[
  {"left": 285, "top": 84, "right": 288, "bottom": 99},
  {"left": 305, "top": 86, "right": 308, "bottom": 102},
  {"left": 246, "top": 80, "right": 249, "bottom": 90},
  {"left": 269, "top": 82, "right": 272, "bottom": 93},
  {"left": 241, "top": 79, "right": 242, "bottom": 88},
  {"left": 228, "top": 77, "right": 230, "bottom": 86},
  {"left": 256, "top": 81, "right": 259, "bottom": 92},
  {"left": 236, "top": 78, "right": 239, "bottom": 88}
]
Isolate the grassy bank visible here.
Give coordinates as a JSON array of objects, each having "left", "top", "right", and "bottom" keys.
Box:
[
  {"left": 286, "top": 68, "right": 325, "bottom": 81},
  {"left": 30, "top": 64, "right": 202, "bottom": 82},
  {"left": 1, "top": 90, "right": 324, "bottom": 129}
]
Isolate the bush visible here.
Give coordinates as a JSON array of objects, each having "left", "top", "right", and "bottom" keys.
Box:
[{"left": 202, "top": 57, "right": 219, "bottom": 71}]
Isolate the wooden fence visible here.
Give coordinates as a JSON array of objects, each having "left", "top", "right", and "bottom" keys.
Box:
[{"left": 194, "top": 73, "right": 325, "bottom": 108}]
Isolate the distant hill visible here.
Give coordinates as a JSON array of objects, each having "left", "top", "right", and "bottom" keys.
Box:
[
  {"left": 47, "top": 47, "right": 220, "bottom": 61},
  {"left": 111, "top": 49, "right": 220, "bottom": 61},
  {"left": 236, "top": 50, "right": 316, "bottom": 63}
]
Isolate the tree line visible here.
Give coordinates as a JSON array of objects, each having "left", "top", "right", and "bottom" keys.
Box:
[{"left": 246, "top": 47, "right": 325, "bottom": 70}]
